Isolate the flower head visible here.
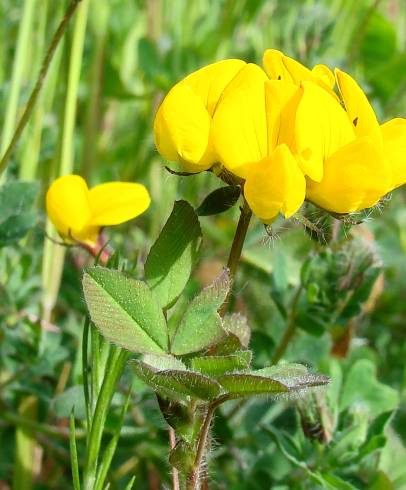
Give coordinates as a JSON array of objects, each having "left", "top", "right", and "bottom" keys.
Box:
[
  {"left": 153, "top": 50, "right": 406, "bottom": 221},
  {"left": 46, "top": 175, "right": 151, "bottom": 245}
]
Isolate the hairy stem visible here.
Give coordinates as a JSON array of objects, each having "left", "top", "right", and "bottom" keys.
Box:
[
  {"left": 0, "top": 0, "right": 82, "bottom": 176},
  {"left": 220, "top": 200, "right": 252, "bottom": 317},
  {"left": 187, "top": 405, "right": 216, "bottom": 490}
]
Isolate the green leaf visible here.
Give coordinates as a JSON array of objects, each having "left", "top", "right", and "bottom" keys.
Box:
[
  {"left": 190, "top": 351, "right": 252, "bottom": 376},
  {"left": 0, "top": 181, "right": 39, "bottom": 246},
  {"left": 196, "top": 185, "right": 241, "bottom": 216},
  {"left": 222, "top": 313, "right": 251, "bottom": 348},
  {"left": 170, "top": 270, "right": 230, "bottom": 355},
  {"left": 54, "top": 386, "right": 86, "bottom": 419},
  {"left": 145, "top": 200, "right": 202, "bottom": 309},
  {"left": 83, "top": 267, "right": 168, "bottom": 354},
  {"left": 217, "top": 372, "right": 289, "bottom": 397},
  {"left": 340, "top": 359, "right": 399, "bottom": 418},
  {"left": 217, "top": 365, "right": 329, "bottom": 398},
  {"left": 130, "top": 360, "right": 222, "bottom": 401},
  {"left": 142, "top": 354, "right": 187, "bottom": 371},
  {"left": 69, "top": 411, "right": 80, "bottom": 490},
  {"left": 318, "top": 473, "right": 358, "bottom": 490}
]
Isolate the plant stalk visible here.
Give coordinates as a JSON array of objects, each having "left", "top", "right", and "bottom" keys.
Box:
[
  {"left": 0, "top": 0, "right": 83, "bottom": 176},
  {"left": 219, "top": 200, "right": 252, "bottom": 317},
  {"left": 187, "top": 405, "right": 216, "bottom": 490}
]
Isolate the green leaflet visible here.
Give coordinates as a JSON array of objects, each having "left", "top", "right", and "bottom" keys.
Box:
[
  {"left": 145, "top": 200, "right": 202, "bottom": 309},
  {"left": 130, "top": 360, "right": 221, "bottom": 401},
  {"left": 83, "top": 267, "right": 168, "bottom": 354},
  {"left": 217, "top": 365, "right": 329, "bottom": 398},
  {"left": 222, "top": 313, "right": 251, "bottom": 348},
  {"left": 170, "top": 270, "right": 230, "bottom": 355},
  {"left": 190, "top": 352, "right": 252, "bottom": 376}
]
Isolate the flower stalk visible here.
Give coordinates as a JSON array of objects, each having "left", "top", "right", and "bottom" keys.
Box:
[{"left": 219, "top": 198, "right": 252, "bottom": 316}]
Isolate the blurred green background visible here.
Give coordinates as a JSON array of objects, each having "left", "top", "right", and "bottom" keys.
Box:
[{"left": 1, "top": 0, "right": 406, "bottom": 488}]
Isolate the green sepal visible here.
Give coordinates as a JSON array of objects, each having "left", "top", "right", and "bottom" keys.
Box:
[
  {"left": 145, "top": 200, "right": 202, "bottom": 309},
  {"left": 82, "top": 267, "right": 168, "bottom": 354}
]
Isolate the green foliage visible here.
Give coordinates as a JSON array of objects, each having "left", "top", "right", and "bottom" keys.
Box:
[
  {"left": 169, "top": 270, "right": 230, "bottom": 355},
  {"left": 1, "top": 1, "right": 406, "bottom": 489},
  {"left": 131, "top": 360, "right": 222, "bottom": 401},
  {"left": 145, "top": 200, "right": 202, "bottom": 309},
  {"left": 196, "top": 185, "right": 241, "bottom": 216},
  {"left": 0, "top": 180, "right": 38, "bottom": 246},
  {"left": 83, "top": 267, "right": 168, "bottom": 354}
]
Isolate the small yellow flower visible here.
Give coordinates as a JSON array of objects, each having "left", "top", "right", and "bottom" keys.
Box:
[
  {"left": 46, "top": 175, "right": 151, "bottom": 245},
  {"left": 264, "top": 49, "right": 406, "bottom": 213},
  {"left": 211, "top": 63, "right": 306, "bottom": 222},
  {"left": 153, "top": 59, "right": 246, "bottom": 173}
]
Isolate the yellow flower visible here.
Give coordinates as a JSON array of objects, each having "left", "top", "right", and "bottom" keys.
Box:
[
  {"left": 303, "top": 70, "right": 397, "bottom": 214},
  {"left": 46, "top": 175, "right": 151, "bottom": 245},
  {"left": 155, "top": 50, "right": 406, "bottom": 219},
  {"left": 153, "top": 59, "right": 246, "bottom": 173},
  {"left": 211, "top": 63, "right": 305, "bottom": 222},
  {"left": 264, "top": 49, "right": 406, "bottom": 213}
]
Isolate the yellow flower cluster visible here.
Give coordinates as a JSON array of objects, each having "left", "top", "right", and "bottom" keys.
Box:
[{"left": 154, "top": 49, "right": 406, "bottom": 222}]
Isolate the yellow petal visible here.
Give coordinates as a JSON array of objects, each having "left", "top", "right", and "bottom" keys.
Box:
[
  {"left": 265, "top": 79, "right": 302, "bottom": 153},
  {"left": 295, "top": 81, "right": 355, "bottom": 182},
  {"left": 181, "top": 59, "right": 246, "bottom": 117},
  {"left": 46, "top": 175, "right": 92, "bottom": 240},
  {"left": 263, "top": 50, "right": 336, "bottom": 96},
  {"left": 335, "top": 68, "right": 383, "bottom": 151},
  {"left": 153, "top": 84, "right": 213, "bottom": 172},
  {"left": 263, "top": 49, "right": 293, "bottom": 81},
  {"left": 88, "top": 182, "right": 151, "bottom": 226},
  {"left": 306, "top": 137, "right": 391, "bottom": 213},
  {"left": 381, "top": 118, "right": 406, "bottom": 190},
  {"left": 281, "top": 55, "right": 314, "bottom": 85},
  {"left": 244, "top": 145, "right": 306, "bottom": 221},
  {"left": 211, "top": 63, "right": 268, "bottom": 173},
  {"left": 311, "top": 64, "right": 335, "bottom": 88}
]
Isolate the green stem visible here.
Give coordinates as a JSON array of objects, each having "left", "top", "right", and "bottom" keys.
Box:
[
  {"left": 187, "top": 396, "right": 228, "bottom": 490},
  {"left": 19, "top": 0, "right": 50, "bottom": 181},
  {"left": 187, "top": 405, "right": 216, "bottom": 490},
  {"left": 0, "top": 0, "right": 82, "bottom": 176},
  {"left": 271, "top": 286, "right": 303, "bottom": 364},
  {"left": 83, "top": 347, "right": 130, "bottom": 490},
  {"left": 1, "top": 0, "right": 36, "bottom": 163},
  {"left": 60, "top": 0, "right": 89, "bottom": 173},
  {"left": 219, "top": 200, "right": 252, "bottom": 317}
]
